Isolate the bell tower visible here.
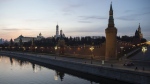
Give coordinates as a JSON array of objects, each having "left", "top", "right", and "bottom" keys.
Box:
[
  {"left": 105, "top": 2, "right": 117, "bottom": 60},
  {"left": 138, "top": 23, "right": 143, "bottom": 39},
  {"left": 56, "top": 23, "right": 59, "bottom": 38}
]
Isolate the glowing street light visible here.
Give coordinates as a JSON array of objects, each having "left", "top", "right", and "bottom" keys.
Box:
[
  {"left": 55, "top": 46, "right": 57, "bottom": 50},
  {"left": 90, "top": 46, "right": 94, "bottom": 64},
  {"left": 35, "top": 46, "right": 37, "bottom": 52},
  {"left": 23, "top": 47, "right": 26, "bottom": 51},
  {"left": 142, "top": 46, "right": 147, "bottom": 53}
]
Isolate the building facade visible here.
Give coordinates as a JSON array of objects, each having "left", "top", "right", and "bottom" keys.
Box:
[
  {"left": 132, "top": 23, "right": 143, "bottom": 44},
  {"left": 54, "top": 24, "right": 65, "bottom": 39},
  {"left": 0, "top": 38, "right": 4, "bottom": 44},
  {"left": 14, "top": 33, "right": 44, "bottom": 43},
  {"left": 135, "top": 23, "right": 143, "bottom": 39}
]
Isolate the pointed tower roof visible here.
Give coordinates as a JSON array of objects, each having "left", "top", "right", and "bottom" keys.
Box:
[
  {"left": 135, "top": 30, "right": 138, "bottom": 33},
  {"left": 18, "top": 34, "right": 24, "bottom": 39},
  {"left": 56, "top": 22, "right": 59, "bottom": 28},
  {"left": 110, "top": 2, "right": 113, "bottom": 11},
  {"left": 108, "top": 2, "right": 114, "bottom": 27},
  {"left": 56, "top": 24, "right": 59, "bottom": 27},
  {"left": 138, "top": 23, "right": 141, "bottom": 29},
  {"left": 39, "top": 32, "right": 42, "bottom": 36},
  {"left": 138, "top": 23, "right": 141, "bottom": 33}
]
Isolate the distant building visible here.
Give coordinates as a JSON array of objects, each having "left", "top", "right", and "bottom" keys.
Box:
[
  {"left": 60, "top": 29, "right": 65, "bottom": 38},
  {"left": 55, "top": 24, "right": 59, "bottom": 38},
  {"left": 132, "top": 23, "right": 143, "bottom": 44},
  {"left": 14, "top": 33, "right": 44, "bottom": 43},
  {"left": 0, "top": 38, "right": 4, "bottom": 44},
  {"left": 135, "top": 23, "right": 143, "bottom": 39},
  {"left": 37, "top": 33, "right": 44, "bottom": 40},
  {"left": 74, "top": 37, "right": 80, "bottom": 41},
  {"left": 54, "top": 24, "right": 65, "bottom": 39},
  {"left": 91, "top": 36, "right": 101, "bottom": 39}
]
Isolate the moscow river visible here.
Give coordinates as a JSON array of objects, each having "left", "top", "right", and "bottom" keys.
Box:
[{"left": 0, "top": 55, "right": 131, "bottom": 84}]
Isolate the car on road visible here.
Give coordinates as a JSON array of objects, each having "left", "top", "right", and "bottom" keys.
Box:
[{"left": 123, "top": 62, "right": 134, "bottom": 66}]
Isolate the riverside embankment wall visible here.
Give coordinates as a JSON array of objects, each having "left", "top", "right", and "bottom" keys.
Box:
[{"left": 0, "top": 52, "right": 150, "bottom": 84}]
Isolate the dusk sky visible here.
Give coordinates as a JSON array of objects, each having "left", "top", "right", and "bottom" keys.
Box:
[{"left": 0, "top": 0, "right": 150, "bottom": 40}]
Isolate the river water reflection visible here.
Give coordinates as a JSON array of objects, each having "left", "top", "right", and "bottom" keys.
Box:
[{"left": 0, "top": 55, "right": 130, "bottom": 84}]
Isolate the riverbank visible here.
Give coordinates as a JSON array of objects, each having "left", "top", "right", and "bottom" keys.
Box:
[{"left": 0, "top": 51, "right": 150, "bottom": 84}]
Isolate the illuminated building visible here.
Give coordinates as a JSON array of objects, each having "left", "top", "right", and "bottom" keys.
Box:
[
  {"left": 14, "top": 33, "right": 44, "bottom": 43},
  {"left": 54, "top": 24, "right": 65, "bottom": 39}
]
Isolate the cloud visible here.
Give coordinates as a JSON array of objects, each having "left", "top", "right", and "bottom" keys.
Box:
[
  {"left": 124, "top": 10, "right": 134, "bottom": 13},
  {"left": 117, "top": 14, "right": 139, "bottom": 21},
  {"left": 66, "top": 27, "right": 104, "bottom": 33},
  {"left": 117, "top": 11, "right": 150, "bottom": 21},
  {"left": 1, "top": 28, "right": 32, "bottom": 31},
  {"left": 62, "top": 4, "right": 82, "bottom": 16},
  {"left": 77, "top": 16, "right": 107, "bottom": 23},
  {"left": 62, "top": 4, "right": 82, "bottom": 12},
  {"left": 0, "top": 0, "right": 11, "bottom": 2},
  {"left": 66, "top": 30, "right": 105, "bottom": 37},
  {"left": 78, "top": 21, "right": 92, "bottom": 23},
  {"left": 116, "top": 16, "right": 138, "bottom": 21},
  {"left": 79, "top": 16, "right": 107, "bottom": 20},
  {"left": 63, "top": 12, "right": 71, "bottom": 16},
  {"left": 25, "top": 19, "right": 50, "bottom": 23}
]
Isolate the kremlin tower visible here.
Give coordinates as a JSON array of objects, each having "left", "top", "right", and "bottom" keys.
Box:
[{"left": 105, "top": 2, "right": 117, "bottom": 60}]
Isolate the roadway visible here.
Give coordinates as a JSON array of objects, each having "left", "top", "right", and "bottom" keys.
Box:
[{"left": 128, "top": 45, "right": 150, "bottom": 71}]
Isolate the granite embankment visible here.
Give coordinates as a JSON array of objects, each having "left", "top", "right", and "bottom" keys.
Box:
[{"left": 0, "top": 51, "right": 150, "bottom": 84}]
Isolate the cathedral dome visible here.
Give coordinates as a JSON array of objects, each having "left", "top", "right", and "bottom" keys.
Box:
[{"left": 18, "top": 35, "right": 24, "bottom": 39}]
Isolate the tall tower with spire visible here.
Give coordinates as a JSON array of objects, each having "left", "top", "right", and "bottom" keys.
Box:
[
  {"left": 105, "top": 2, "right": 117, "bottom": 60},
  {"left": 138, "top": 23, "right": 141, "bottom": 33},
  {"left": 135, "top": 23, "right": 143, "bottom": 39},
  {"left": 56, "top": 24, "right": 59, "bottom": 38},
  {"left": 138, "top": 23, "right": 143, "bottom": 39}
]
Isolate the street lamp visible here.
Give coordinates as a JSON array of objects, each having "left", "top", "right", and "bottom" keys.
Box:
[
  {"left": 35, "top": 46, "right": 37, "bottom": 53},
  {"left": 142, "top": 46, "right": 147, "bottom": 53},
  {"left": 0, "top": 47, "right": 2, "bottom": 51},
  {"left": 90, "top": 46, "right": 94, "bottom": 64},
  {"left": 58, "top": 47, "right": 60, "bottom": 56},
  {"left": 120, "top": 47, "right": 124, "bottom": 60},
  {"left": 23, "top": 47, "right": 26, "bottom": 51},
  {"left": 5, "top": 47, "right": 7, "bottom": 50},
  {"left": 22, "top": 47, "right": 26, "bottom": 54},
  {"left": 12, "top": 47, "right": 15, "bottom": 51},
  {"left": 55, "top": 46, "right": 57, "bottom": 59},
  {"left": 40, "top": 47, "right": 44, "bottom": 53}
]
